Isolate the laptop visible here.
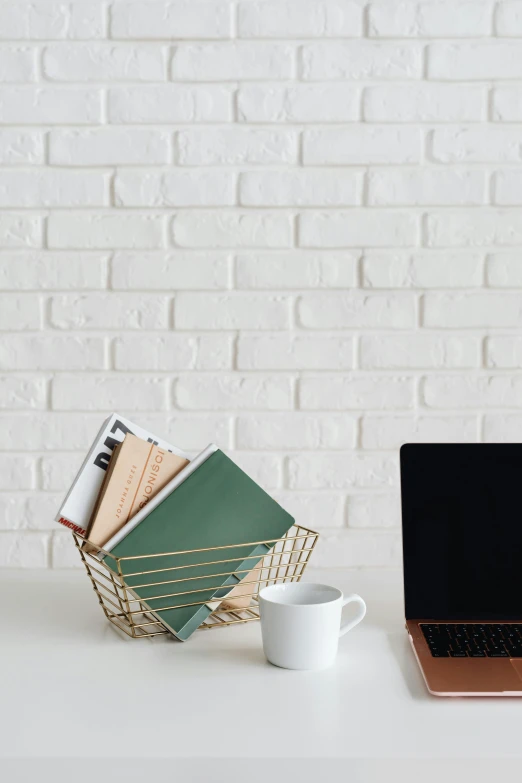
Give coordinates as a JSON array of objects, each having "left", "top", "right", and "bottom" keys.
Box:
[{"left": 401, "top": 443, "right": 522, "bottom": 697}]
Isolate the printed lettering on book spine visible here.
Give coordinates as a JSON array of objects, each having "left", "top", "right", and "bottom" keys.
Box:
[
  {"left": 58, "top": 517, "right": 87, "bottom": 536},
  {"left": 134, "top": 449, "right": 166, "bottom": 514}
]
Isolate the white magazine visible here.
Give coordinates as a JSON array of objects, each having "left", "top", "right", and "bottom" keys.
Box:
[{"left": 56, "top": 413, "right": 190, "bottom": 536}]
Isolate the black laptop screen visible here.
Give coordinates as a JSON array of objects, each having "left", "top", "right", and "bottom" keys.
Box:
[{"left": 401, "top": 444, "right": 522, "bottom": 621}]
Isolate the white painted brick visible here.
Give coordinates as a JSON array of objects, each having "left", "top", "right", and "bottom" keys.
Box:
[
  {"left": 51, "top": 531, "right": 80, "bottom": 569},
  {"left": 496, "top": 3, "right": 522, "bottom": 35},
  {"left": 111, "top": 2, "right": 232, "bottom": 40},
  {"left": 44, "top": 44, "right": 166, "bottom": 81},
  {"left": 362, "top": 252, "right": 484, "bottom": 288},
  {"left": 347, "top": 495, "right": 400, "bottom": 529},
  {"left": 360, "top": 334, "right": 480, "bottom": 369},
  {"left": 299, "top": 291, "right": 415, "bottom": 329},
  {"left": 0, "top": 294, "right": 41, "bottom": 330},
  {"left": 231, "top": 453, "right": 282, "bottom": 490},
  {"left": 0, "top": 169, "right": 109, "bottom": 207},
  {"left": 237, "top": 334, "right": 353, "bottom": 370},
  {"left": 484, "top": 415, "right": 522, "bottom": 441},
  {"left": 0, "top": 130, "right": 44, "bottom": 165},
  {"left": 52, "top": 375, "right": 168, "bottom": 411},
  {"left": 48, "top": 214, "right": 165, "bottom": 250},
  {"left": 311, "top": 531, "right": 401, "bottom": 568},
  {"left": 175, "top": 292, "right": 292, "bottom": 329},
  {"left": 3, "top": 0, "right": 522, "bottom": 573},
  {"left": 429, "top": 42, "right": 522, "bottom": 80},
  {"left": 239, "top": 1, "right": 362, "bottom": 38},
  {"left": 240, "top": 171, "right": 362, "bottom": 207},
  {"left": 431, "top": 128, "right": 522, "bottom": 163},
  {"left": 0, "top": 214, "right": 42, "bottom": 248},
  {"left": 0, "top": 46, "right": 37, "bottom": 82},
  {"left": 0, "top": 376, "right": 46, "bottom": 409},
  {"left": 303, "top": 127, "right": 421, "bottom": 165},
  {"left": 361, "top": 414, "right": 477, "bottom": 450},
  {"left": 0, "top": 493, "right": 62, "bottom": 531},
  {"left": 299, "top": 376, "right": 414, "bottom": 410},
  {"left": 486, "top": 254, "right": 522, "bottom": 287},
  {"left": 174, "top": 374, "right": 294, "bottom": 410},
  {"left": 50, "top": 293, "right": 169, "bottom": 330},
  {"left": 238, "top": 84, "right": 360, "bottom": 123},
  {"left": 0, "top": 87, "right": 101, "bottom": 124},
  {"left": 486, "top": 336, "right": 522, "bottom": 368},
  {"left": 0, "top": 3, "right": 104, "bottom": 40},
  {"left": 0, "top": 496, "right": 28, "bottom": 530},
  {"left": 425, "top": 211, "right": 522, "bottom": 247},
  {"left": 273, "top": 492, "right": 344, "bottom": 529},
  {"left": 288, "top": 453, "right": 399, "bottom": 490},
  {"left": 299, "top": 212, "right": 419, "bottom": 248},
  {"left": 236, "top": 253, "right": 358, "bottom": 289},
  {"left": 369, "top": 2, "right": 492, "bottom": 37},
  {"left": 494, "top": 171, "right": 522, "bottom": 205},
  {"left": 138, "top": 413, "right": 232, "bottom": 451},
  {"left": 109, "top": 85, "right": 232, "bottom": 123},
  {"left": 0, "top": 455, "right": 35, "bottom": 489},
  {"left": 115, "top": 334, "right": 233, "bottom": 370},
  {"left": 364, "top": 85, "right": 486, "bottom": 122},
  {"left": 0, "top": 533, "right": 48, "bottom": 568},
  {"left": 50, "top": 129, "right": 170, "bottom": 166},
  {"left": 0, "top": 252, "right": 107, "bottom": 289},
  {"left": 368, "top": 170, "right": 486, "bottom": 207},
  {"left": 0, "top": 336, "right": 105, "bottom": 370},
  {"left": 115, "top": 170, "right": 235, "bottom": 207},
  {"left": 302, "top": 42, "right": 422, "bottom": 80},
  {"left": 41, "top": 452, "right": 84, "bottom": 491},
  {"left": 172, "top": 213, "right": 293, "bottom": 249},
  {"left": 493, "top": 86, "right": 522, "bottom": 121},
  {"left": 422, "top": 375, "right": 522, "bottom": 408},
  {"left": 112, "top": 252, "right": 229, "bottom": 290},
  {"left": 178, "top": 129, "right": 298, "bottom": 166},
  {"left": 0, "top": 413, "right": 114, "bottom": 451},
  {"left": 172, "top": 43, "right": 295, "bottom": 81},
  {"left": 237, "top": 414, "right": 355, "bottom": 450}
]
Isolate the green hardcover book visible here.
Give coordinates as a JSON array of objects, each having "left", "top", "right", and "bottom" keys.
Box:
[{"left": 102, "top": 449, "right": 294, "bottom": 641}]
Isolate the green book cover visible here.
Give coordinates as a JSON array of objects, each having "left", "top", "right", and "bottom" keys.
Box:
[{"left": 103, "top": 449, "right": 294, "bottom": 640}]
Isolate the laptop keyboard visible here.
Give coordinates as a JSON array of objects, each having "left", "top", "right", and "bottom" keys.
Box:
[{"left": 420, "top": 623, "right": 522, "bottom": 658}]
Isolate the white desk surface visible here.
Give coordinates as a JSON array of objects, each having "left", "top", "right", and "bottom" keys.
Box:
[{"left": 1, "top": 568, "right": 522, "bottom": 761}]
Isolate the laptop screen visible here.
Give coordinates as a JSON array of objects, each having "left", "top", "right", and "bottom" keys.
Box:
[{"left": 401, "top": 444, "right": 522, "bottom": 621}]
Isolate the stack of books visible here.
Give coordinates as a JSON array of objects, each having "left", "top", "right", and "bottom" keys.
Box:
[{"left": 56, "top": 414, "right": 295, "bottom": 641}]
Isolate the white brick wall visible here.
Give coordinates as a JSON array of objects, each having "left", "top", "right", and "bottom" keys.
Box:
[{"left": 1, "top": 0, "right": 522, "bottom": 571}]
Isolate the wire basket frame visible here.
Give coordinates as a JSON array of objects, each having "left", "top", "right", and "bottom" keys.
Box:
[{"left": 73, "top": 524, "right": 319, "bottom": 639}]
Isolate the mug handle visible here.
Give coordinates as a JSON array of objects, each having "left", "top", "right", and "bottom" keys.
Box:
[{"left": 339, "top": 593, "right": 367, "bottom": 638}]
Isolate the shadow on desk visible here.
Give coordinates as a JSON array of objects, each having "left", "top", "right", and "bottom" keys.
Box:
[
  {"left": 386, "top": 632, "right": 429, "bottom": 700},
  {"left": 0, "top": 574, "right": 117, "bottom": 643},
  {"left": 5, "top": 758, "right": 522, "bottom": 782}
]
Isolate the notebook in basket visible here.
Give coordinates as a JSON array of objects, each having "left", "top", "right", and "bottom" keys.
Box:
[{"left": 101, "top": 445, "right": 294, "bottom": 641}]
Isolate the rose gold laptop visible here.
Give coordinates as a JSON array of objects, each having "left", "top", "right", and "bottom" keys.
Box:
[{"left": 401, "top": 444, "right": 522, "bottom": 697}]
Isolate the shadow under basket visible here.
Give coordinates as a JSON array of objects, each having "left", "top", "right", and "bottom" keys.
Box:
[{"left": 73, "top": 525, "right": 319, "bottom": 639}]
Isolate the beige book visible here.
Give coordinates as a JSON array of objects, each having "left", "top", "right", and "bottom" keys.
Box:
[
  {"left": 84, "top": 433, "right": 189, "bottom": 551},
  {"left": 219, "top": 564, "right": 261, "bottom": 611}
]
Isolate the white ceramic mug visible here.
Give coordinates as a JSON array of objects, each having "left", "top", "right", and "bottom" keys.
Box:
[{"left": 259, "top": 582, "right": 366, "bottom": 671}]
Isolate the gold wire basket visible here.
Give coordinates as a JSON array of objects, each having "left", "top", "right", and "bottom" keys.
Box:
[{"left": 73, "top": 524, "right": 319, "bottom": 639}]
